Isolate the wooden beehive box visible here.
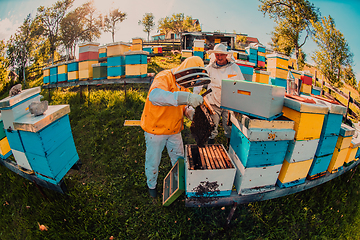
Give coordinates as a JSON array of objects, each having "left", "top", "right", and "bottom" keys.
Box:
[
  {"left": 79, "top": 60, "right": 98, "bottom": 80},
  {"left": 235, "top": 60, "right": 255, "bottom": 81},
  {"left": 67, "top": 61, "right": 79, "bottom": 72},
  {"left": 267, "top": 53, "right": 289, "bottom": 69},
  {"left": 185, "top": 144, "right": 236, "bottom": 197},
  {"left": 106, "top": 42, "right": 131, "bottom": 57},
  {"left": 285, "top": 139, "right": 319, "bottom": 163},
  {"left": 252, "top": 70, "right": 270, "bottom": 84},
  {"left": 221, "top": 79, "right": 285, "bottom": 120},
  {"left": 328, "top": 147, "right": 347, "bottom": 173},
  {"left": 268, "top": 67, "right": 289, "bottom": 80},
  {"left": 277, "top": 158, "right": 313, "bottom": 188},
  {"left": 290, "top": 69, "right": 302, "bottom": 80},
  {"left": 49, "top": 65, "right": 58, "bottom": 84},
  {"left": 43, "top": 67, "right": 50, "bottom": 84},
  {"left": 124, "top": 51, "right": 148, "bottom": 65},
  {"left": 301, "top": 72, "right": 313, "bottom": 85},
  {"left": 300, "top": 83, "right": 312, "bottom": 95},
  {"left": 230, "top": 113, "right": 295, "bottom": 168},
  {"left": 282, "top": 96, "right": 328, "bottom": 140},
  {"left": 0, "top": 114, "right": 11, "bottom": 159},
  {"left": 229, "top": 146, "right": 282, "bottom": 195},
  {"left": 181, "top": 50, "right": 193, "bottom": 59},
  {"left": 308, "top": 154, "right": 333, "bottom": 178},
  {"left": 13, "top": 105, "right": 79, "bottom": 184},
  {"left": 92, "top": 63, "right": 107, "bottom": 80}
]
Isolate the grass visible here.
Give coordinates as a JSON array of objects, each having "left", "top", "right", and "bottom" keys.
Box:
[{"left": 1, "top": 55, "right": 360, "bottom": 239}]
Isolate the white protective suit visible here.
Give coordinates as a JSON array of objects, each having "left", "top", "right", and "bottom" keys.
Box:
[{"left": 194, "top": 54, "right": 244, "bottom": 139}]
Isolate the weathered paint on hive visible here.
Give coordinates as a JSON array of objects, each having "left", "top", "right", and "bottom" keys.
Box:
[
  {"left": 285, "top": 139, "right": 319, "bottom": 163},
  {"left": 278, "top": 158, "right": 313, "bottom": 183}
]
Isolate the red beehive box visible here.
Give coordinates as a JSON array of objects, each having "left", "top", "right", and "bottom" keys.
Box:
[
  {"left": 79, "top": 51, "right": 98, "bottom": 61},
  {"left": 300, "top": 72, "right": 313, "bottom": 85}
]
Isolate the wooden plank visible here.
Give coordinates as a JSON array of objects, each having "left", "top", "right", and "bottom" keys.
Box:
[
  {"left": 185, "top": 160, "right": 360, "bottom": 207},
  {"left": 204, "top": 145, "right": 217, "bottom": 169},
  {"left": 187, "top": 145, "right": 195, "bottom": 170},
  {"left": 124, "top": 120, "right": 141, "bottom": 126},
  {"left": 199, "top": 147, "right": 211, "bottom": 169},
  {"left": 212, "top": 145, "right": 225, "bottom": 169},
  {"left": 218, "top": 145, "right": 233, "bottom": 168},
  {"left": 206, "top": 145, "right": 220, "bottom": 169}
]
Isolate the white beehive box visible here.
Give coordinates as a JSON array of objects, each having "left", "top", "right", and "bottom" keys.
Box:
[{"left": 221, "top": 79, "right": 285, "bottom": 120}]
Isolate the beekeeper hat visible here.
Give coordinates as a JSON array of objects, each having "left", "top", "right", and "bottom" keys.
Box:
[
  {"left": 172, "top": 56, "right": 211, "bottom": 88},
  {"left": 207, "top": 43, "right": 231, "bottom": 55}
]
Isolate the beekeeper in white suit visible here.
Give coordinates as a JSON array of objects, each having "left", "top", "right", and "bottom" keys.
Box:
[
  {"left": 194, "top": 43, "right": 245, "bottom": 144},
  {"left": 141, "top": 56, "right": 209, "bottom": 198}
]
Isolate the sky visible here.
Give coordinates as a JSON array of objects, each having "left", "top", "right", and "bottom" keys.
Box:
[{"left": 1, "top": 0, "right": 360, "bottom": 80}]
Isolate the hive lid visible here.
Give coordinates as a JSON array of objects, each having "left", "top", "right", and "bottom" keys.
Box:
[
  {"left": 0, "top": 87, "right": 41, "bottom": 109},
  {"left": 284, "top": 96, "right": 328, "bottom": 114},
  {"left": 123, "top": 50, "right": 149, "bottom": 55},
  {"left": 351, "top": 128, "right": 360, "bottom": 148},
  {"left": 266, "top": 53, "right": 290, "bottom": 60},
  {"left": 106, "top": 41, "right": 131, "bottom": 47},
  {"left": 235, "top": 60, "right": 255, "bottom": 67},
  {"left": 300, "top": 94, "right": 346, "bottom": 115},
  {"left": 339, "top": 123, "right": 355, "bottom": 137},
  {"left": 13, "top": 105, "right": 70, "bottom": 132},
  {"left": 79, "top": 42, "right": 100, "bottom": 47}
]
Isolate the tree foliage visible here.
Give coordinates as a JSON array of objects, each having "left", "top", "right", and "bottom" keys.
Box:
[
  {"left": 60, "top": 8, "right": 83, "bottom": 59},
  {"left": 36, "top": 0, "right": 74, "bottom": 63},
  {"left": 158, "top": 13, "right": 201, "bottom": 36},
  {"left": 0, "top": 40, "right": 9, "bottom": 84},
  {"left": 311, "top": 16, "right": 354, "bottom": 88},
  {"left": 102, "top": 8, "right": 127, "bottom": 43},
  {"left": 138, "top": 13, "right": 155, "bottom": 42},
  {"left": 259, "top": 0, "right": 319, "bottom": 69},
  {"left": 77, "top": 0, "right": 102, "bottom": 42}
]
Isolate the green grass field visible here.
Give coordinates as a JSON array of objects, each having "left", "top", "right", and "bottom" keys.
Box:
[{"left": 1, "top": 55, "right": 360, "bottom": 239}]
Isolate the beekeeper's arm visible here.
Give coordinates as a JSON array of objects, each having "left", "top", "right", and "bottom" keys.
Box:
[{"left": 149, "top": 88, "right": 203, "bottom": 108}]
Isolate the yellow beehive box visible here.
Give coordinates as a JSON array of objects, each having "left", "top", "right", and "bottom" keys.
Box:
[
  {"left": 79, "top": 70, "right": 93, "bottom": 80},
  {"left": 336, "top": 135, "right": 352, "bottom": 150},
  {"left": 131, "top": 44, "right": 143, "bottom": 51},
  {"left": 252, "top": 70, "right": 270, "bottom": 84},
  {"left": 300, "top": 83, "right": 312, "bottom": 95},
  {"left": 108, "top": 75, "right": 125, "bottom": 79},
  {"left": 68, "top": 71, "right": 79, "bottom": 80},
  {"left": 328, "top": 147, "right": 348, "bottom": 173},
  {"left": 107, "top": 42, "right": 131, "bottom": 57},
  {"left": 267, "top": 67, "right": 288, "bottom": 79},
  {"left": 79, "top": 60, "right": 97, "bottom": 71},
  {"left": 258, "top": 51, "right": 266, "bottom": 57},
  {"left": 125, "top": 64, "right": 147, "bottom": 76},
  {"left": 182, "top": 50, "right": 193, "bottom": 58},
  {"left": 57, "top": 64, "right": 67, "bottom": 74},
  {"left": 215, "top": 39, "right": 221, "bottom": 43},
  {"left": 290, "top": 69, "right": 302, "bottom": 80},
  {"left": 278, "top": 158, "right": 313, "bottom": 183},
  {"left": 132, "top": 38, "right": 143, "bottom": 45},
  {"left": 0, "top": 137, "right": 11, "bottom": 156},
  {"left": 99, "top": 46, "right": 107, "bottom": 54},
  {"left": 344, "top": 145, "right": 358, "bottom": 164},
  {"left": 194, "top": 47, "right": 204, "bottom": 52},
  {"left": 282, "top": 106, "right": 326, "bottom": 140},
  {"left": 43, "top": 69, "right": 50, "bottom": 77},
  {"left": 267, "top": 53, "right": 289, "bottom": 69}
]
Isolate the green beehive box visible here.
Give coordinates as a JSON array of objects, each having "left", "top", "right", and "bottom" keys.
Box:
[
  {"left": 92, "top": 63, "right": 107, "bottom": 80},
  {"left": 163, "top": 157, "right": 185, "bottom": 206}
]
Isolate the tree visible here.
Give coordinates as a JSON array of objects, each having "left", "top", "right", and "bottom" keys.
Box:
[
  {"left": 311, "top": 16, "right": 353, "bottom": 87},
  {"left": 138, "top": 13, "right": 155, "bottom": 42},
  {"left": 343, "top": 65, "right": 357, "bottom": 88},
  {"left": 259, "top": 0, "right": 319, "bottom": 69},
  {"left": 60, "top": 8, "right": 83, "bottom": 59},
  {"left": 0, "top": 40, "right": 9, "bottom": 84},
  {"left": 77, "top": 0, "right": 102, "bottom": 42},
  {"left": 158, "top": 13, "right": 201, "bottom": 37},
  {"left": 102, "top": 8, "right": 127, "bottom": 43},
  {"left": 36, "top": 0, "right": 74, "bottom": 63}
]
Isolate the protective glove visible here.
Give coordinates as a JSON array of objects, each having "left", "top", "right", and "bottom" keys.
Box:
[
  {"left": 177, "top": 91, "right": 203, "bottom": 108},
  {"left": 184, "top": 106, "right": 195, "bottom": 121}
]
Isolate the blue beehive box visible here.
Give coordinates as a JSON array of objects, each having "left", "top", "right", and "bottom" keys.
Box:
[
  {"left": 67, "top": 61, "right": 79, "bottom": 72},
  {"left": 258, "top": 55, "right": 266, "bottom": 62},
  {"left": 107, "top": 66, "right": 125, "bottom": 77},
  {"left": 270, "top": 77, "right": 287, "bottom": 89},
  {"left": 13, "top": 105, "right": 79, "bottom": 184},
  {"left": 230, "top": 113, "right": 295, "bottom": 168},
  {"left": 308, "top": 154, "right": 333, "bottom": 177},
  {"left": 124, "top": 51, "right": 148, "bottom": 65},
  {"left": 245, "top": 46, "right": 257, "bottom": 55},
  {"left": 108, "top": 56, "right": 125, "bottom": 67},
  {"left": 57, "top": 73, "right": 68, "bottom": 82},
  {"left": 193, "top": 51, "right": 204, "bottom": 58}
]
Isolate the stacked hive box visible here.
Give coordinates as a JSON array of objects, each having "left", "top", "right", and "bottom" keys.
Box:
[
  {"left": 181, "top": 50, "right": 193, "bottom": 60},
  {"left": 344, "top": 132, "right": 360, "bottom": 165},
  {"left": 238, "top": 51, "right": 248, "bottom": 61},
  {"left": 245, "top": 45, "right": 257, "bottom": 66},
  {"left": 229, "top": 113, "right": 295, "bottom": 195},
  {"left": 300, "top": 72, "right": 313, "bottom": 95},
  {"left": 14, "top": 104, "right": 79, "bottom": 184},
  {"left": 43, "top": 67, "right": 50, "bottom": 84},
  {"left": 92, "top": 63, "right": 107, "bottom": 80},
  {"left": 328, "top": 124, "right": 355, "bottom": 173},
  {"left": 235, "top": 60, "right": 255, "bottom": 81},
  {"left": 57, "top": 62, "right": 68, "bottom": 83},
  {"left": 131, "top": 38, "right": 143, "bottom": 51},
  {"left": 311, "top": 86, "right": 322, "bottom": 95},
  {"left": 290, "top": 69, "right": 302, "bottom": 80},
  {"left": 49, "top": 65, "right": 58, "bottom": 84},
  {"left": 267, "top": 53, "right": 290, "bottom": 89},
  {"left": 252, "top": 70, "right": 270, "bottom": 84},
  {"left": 300, "top": 96, "right": 345, "bottom": 179},
  {"left": 0, "top": 114, "right": 12, "bottom": 159},
  {"left": 193, "top": 39, "right": 205, "bottom": 59},
  {"left": 143, "top": 46, "right": 153, "bottom": 54},
  {"left": 124, "top": 51, "right": 148, "bottom": 78},
  {"left": 185, "top": 144, "right": 236, "bottom": 197},
  {"left": 278, "top": 96, "right": 328, "bottom": 187},
  {"left": 67, "top": 60, "right": 79, "bottom": 82},
  {"left": 256, "top": 45, "right": 266, "bottom": 68},
  {"left": 98, "top": 45, "right": 107, "bottom": 59},
  {"left": 0, "top": 87, "right": 42, "bottom": 171},
  {"left": 106, "top": 42, "right": 131, "bottom": 79},
  {"left": 221, "top": 79, "right": 285, "bottom": 121},
  {"left": 78, "top": 42, "right": 99, "bottom": 80}
]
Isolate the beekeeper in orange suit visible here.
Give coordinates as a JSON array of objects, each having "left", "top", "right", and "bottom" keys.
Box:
[
  {"left": 194, "top": 43, "right": 244, "bottom": 144},
  {"left": 141, "top": 56, "right": 208, "bottom": 198}
]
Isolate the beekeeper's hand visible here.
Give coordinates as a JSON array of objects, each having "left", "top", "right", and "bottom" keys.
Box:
[
  {"left": 184, "top": 106, "right": 195, "bottom": 120},
  {"left": 177, "top": 92, "right": 203, "bottom": 108}
]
